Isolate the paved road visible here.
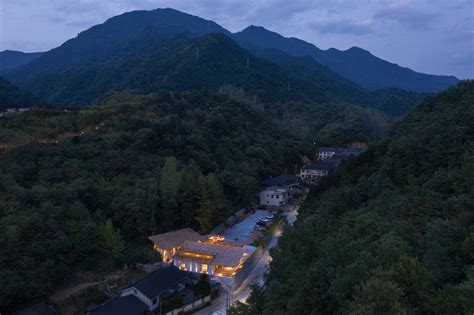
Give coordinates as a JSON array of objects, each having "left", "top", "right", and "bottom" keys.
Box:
[{"left": 195, "top": 209, "right": 297, "bottom": 315}]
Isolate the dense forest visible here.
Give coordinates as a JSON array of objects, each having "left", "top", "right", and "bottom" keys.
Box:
[
  {"left": 0, "top": 88, "right": 385, "bottom": 312},
  {"left": 0, "top": 78, "right": 39, "bottom": 109},
  {"left": 231, "top": 81, "right": 474, "bottom": 314}
]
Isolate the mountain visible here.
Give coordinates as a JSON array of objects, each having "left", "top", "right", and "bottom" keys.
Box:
[
  {"left": 236, "top": 81, "right": 474, "bottom": 314},
  {"left": 0, "top": 50, "right": 43, "bottom": 73},
  {"left": 233, "top": 26, "right": 459, "bottom": 93},
  {"left": 253, "top": 48, "right": 428, "bottom": 115},
  {"left": 0, "top": 77, "right": 39, "bottom": 108},
  {"left": 5, "top": 8, "right": 228, "bottom": 83},
  {"left": 3, "top": 8, "right": 427, "bottom": 115}
]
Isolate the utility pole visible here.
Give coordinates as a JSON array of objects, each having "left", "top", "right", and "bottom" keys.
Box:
[
  {"left": 287, "top": 81, "right": 290, "bottom": 91},
  {"left": 196, "top": 47, "right": 199, "bottom": 62},
  {"left": 246, "top": 56, "right": 249, "bottom": 68}
]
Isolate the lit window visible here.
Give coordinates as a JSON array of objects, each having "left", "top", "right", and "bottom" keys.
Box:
[
  {"left": 202, "top": 264, "right": 208, "bottom": 273},
  {"left": 180, "top": 263, "right": 186, "bottom": 270}
]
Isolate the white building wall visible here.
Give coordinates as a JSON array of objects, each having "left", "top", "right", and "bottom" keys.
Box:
[
  {"left": 260, "top": 188, "right": 290, "bottom": 206},
  {"left": 120, "top": 287, "right": 156, "bottom": 310}
]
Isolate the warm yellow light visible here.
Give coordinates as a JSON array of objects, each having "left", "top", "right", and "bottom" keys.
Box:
[{"left": 179, "top": 251, "right": 214, "bottom": 260}]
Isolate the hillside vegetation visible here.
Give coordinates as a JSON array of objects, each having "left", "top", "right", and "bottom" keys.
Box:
[
  {"left": 233, "top": 82, "right": 474, "bottom": 314},
  {"left": 0, "top": 88, "right": 386, "bottom": 312}
]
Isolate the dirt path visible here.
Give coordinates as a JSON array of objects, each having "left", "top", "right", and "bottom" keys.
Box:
[{"left": 50, "top": 281, "right": 100, "bottom": 303}]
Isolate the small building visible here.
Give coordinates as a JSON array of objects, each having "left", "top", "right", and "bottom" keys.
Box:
[
  {"left": 259, "top": 186, "right": 290, "bottom": 207},
  {"left": 91, "top": 265, "right": 188, "bottom": 315},
  {"left": 148, "top": 228, "right": 206, "bottom": 262},
  {"left": 317, "top": 147, "right": 338, "bottom": 160},
  {"left": 317, "top": 146, "right": 367, "bottom": 160},
  {"left": 120, "top": 265, "right": 188, "bottom": 310},
  {"left": 300, "top": 162, "right": 336, "bottom": 184},
  {"left": 260, "top": 174, "right": 299, "bottom": 190}
]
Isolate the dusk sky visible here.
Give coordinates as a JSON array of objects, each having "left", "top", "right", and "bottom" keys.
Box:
[{"left": 1, "top": 0, "right": 473, "bottom": 78}]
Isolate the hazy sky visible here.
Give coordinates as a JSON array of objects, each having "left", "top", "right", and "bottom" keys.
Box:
[{"left": 1, "top": 0, "right": 473, "bottom": 78}]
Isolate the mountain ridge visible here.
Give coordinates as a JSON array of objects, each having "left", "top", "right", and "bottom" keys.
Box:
[
  {"left": 0, "top": 50, "right": 43, "bottom": 73},
  {"left": 233, "top": 25, "right": 459, "bottom": 92}
]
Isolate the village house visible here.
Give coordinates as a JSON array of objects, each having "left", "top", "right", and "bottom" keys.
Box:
[
  {"left": 149, "top": 230, "right": 257, "bottom": 279},
  {"left": 260, "top": 174, "right": 299, "bottom": 190},
  {"left": 300, "top": 162, "right": 337, "bottom": 184},
  {"left": 317, "top": 147, "right": 339, "bottom": 160},
  {"left": 259, "top": 186, "right": 290, "bottom": 207},
  {"left": 316, "top": 146, "right": 367, "bottom": 160},
  {"left": 91, "top": 265, "right": 188, "bottom": 315}
]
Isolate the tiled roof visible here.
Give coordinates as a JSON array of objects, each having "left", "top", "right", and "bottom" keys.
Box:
[
  {"left": 91, "top": 295, "right": 148, "bottom": 315},
  {"left": 126, "top": 265, "right": 188, "bottom": 299},
  {"left": 317, "top": 147, "right": 338, "bottom": 152},
  {"left": 260, "top": 174, "right": 298, "bottom": 186},
  {"left": 302, "top": 162, "right": 335, "bottom": 171},
  {"left": 148, "top": 228, "right": 205, "bottom": 250},
  {"left": 176, "top": 240, "right": 256, "bottom": 267}
]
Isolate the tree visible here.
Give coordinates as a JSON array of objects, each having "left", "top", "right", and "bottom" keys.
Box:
[
  {"left": 196, "top": 173, "right": 225, "bottom": 233},
  {"left": 348, "top": 277, "right": 409, "bottom": 315},
  {"left": 160, "top": 157, "right": 180, "bottom": 229},
  {"left": 178, "top": 161, "right": 203, "bottom": 228},
  {"left": 98, "top": 219, "right": 125, "bottom": 254}
]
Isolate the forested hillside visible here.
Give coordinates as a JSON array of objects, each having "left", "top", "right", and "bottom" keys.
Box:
[
  {"left": 0, "top": 77, "right": 39, "bottom": 109},
  {"left": 252, "top": 49, "right": 427, "bottom": 116},
  {"left": 233, "top": 81, "right": 474, "bottom": 314},
  {"left": 0, "top": 88, "right": 385, "bottom": 312},
  {"left": 0, "top": 50, "right": 42, "bottom": 73}
]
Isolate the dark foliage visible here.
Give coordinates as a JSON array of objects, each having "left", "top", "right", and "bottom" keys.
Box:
[
  {"left": 240, "top": 81, "right": 474, "bottom": 314},
  {"left": 0, "top": 78, "right": 40, "bottom": 109}
]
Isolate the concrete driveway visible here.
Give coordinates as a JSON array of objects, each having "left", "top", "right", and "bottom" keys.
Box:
[
  {"left": 222, "top": 209, "right": 270, "bottom": 244},
  {"left": 195, "top": 207, "right": 299, "bottom": 315}
]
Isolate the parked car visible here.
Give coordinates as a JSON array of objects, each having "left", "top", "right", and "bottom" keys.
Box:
[
  {"left": 266, "top": 214, "right": 274, "bottom": 220},
  {"left": 258, "top": 217, "right": 269, "bottom": 223}
]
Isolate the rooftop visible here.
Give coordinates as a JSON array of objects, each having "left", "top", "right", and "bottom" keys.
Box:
[
  {"left": 302, "top": 162, "right": 336, "bottom": 171},
  {"left": 148, "top": 228, "right": 206, "bottom": 250},
  {"left": 176, "top": 240, "right": 256, "bottom": 268},
  {"left": 260, "top": 174, "right": 298, "bottom": 186},
  {"left": 91, "top": 295, "right": 148, "bottom": 315},
  {"left": 317, "top": 147, "right": 339, "bottom": 152},
  {"left": 261, "top": 186, "right": 289, "bottom": 193},
  {"left": 125, "top": 265, "right": 188, "bottom": 299}
]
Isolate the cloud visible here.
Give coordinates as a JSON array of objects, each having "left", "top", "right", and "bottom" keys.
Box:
[
  {"left": 373, "top": 2, "right": 439, "bottom": 30},
  {"left": 310, "top": 19, "right": 375, "bottom": 35}
]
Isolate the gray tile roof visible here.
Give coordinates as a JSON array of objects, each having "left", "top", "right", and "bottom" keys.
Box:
[
  {"left": 148, "top": 228, "right": 205, "bottom": 250},
  {"left": 260, "top": 174, "right": 298, "bottom": 186},
  {"left": 91, "top": 295, "right": 148, "bottom": 315},
  {"left": 128, "top": 265, "right": 188, "bottom": 300}
]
